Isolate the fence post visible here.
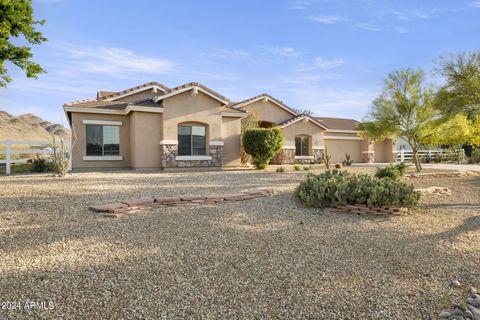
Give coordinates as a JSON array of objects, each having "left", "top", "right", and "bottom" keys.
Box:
[
  {"left": 5, "top": 140, "right": 11, "bottom": 175},
  {"left": 400, "top": 150, "right": 405, "bottom": 162}
]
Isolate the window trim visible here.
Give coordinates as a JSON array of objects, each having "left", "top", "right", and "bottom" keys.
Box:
[
  {"left": 85, "top": 124, "right": 121, "bottom": 157},
  {"left": 177, "top": 124, "right": 207, "bottom": 156},
  {"left": 295, "top": 135, "right": 310, "bottom": 156}
]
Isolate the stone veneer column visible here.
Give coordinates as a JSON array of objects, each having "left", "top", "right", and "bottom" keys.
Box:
[
  {"left": 362, "top": 138, "right": 375, "bottom": 163},
  {"left": 160, "top": 142, "right": 178, "bottom": 168},
  {"left": 282, "top": 148, "right": 296, "bottom": 164},
  {"left": 209, "top": 144, "right": 223, "bottom": 167},
  {"left": 313, "top": 147, "right": 325, "bottom": 164}
]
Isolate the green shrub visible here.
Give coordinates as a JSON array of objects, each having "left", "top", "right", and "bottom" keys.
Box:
[
  {"left": 335, "top": 163, "right": 342, "bottom": 169},
  {"left": 303, "top": 165, "right": 311, "bottom": 171},
  {"left": 469, "top": 148, "right": 480, "bottom": 164},
  {"left": 324, "top": 147, "right": 331, "bottom": 169},
  {"left": 375, "top": 163, "right": 406, "bottom": 180},
  {"left": 295, "top": 170, "right": 420, "bottom": 208},
  {"left": 342, "top": 153, "right": 353, "bottom": 166},
  {"left": 433, "top": 154, "right": 443, "bottom": 163},
  {"left": 243, "top": 128, "right": 283, "bottom": 169},
  {"left": 32, "top": 156, "right": 47, "bottom": 173},
  {"left": 293, "top": 164, "right": 301, "bottom": 171},
  {"left": 276, "top": 166, "right": 286, "bottom": 172}
]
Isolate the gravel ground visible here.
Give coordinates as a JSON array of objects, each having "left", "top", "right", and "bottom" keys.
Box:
[{"left": 0, "top": 167, "right": 479, "bottom": 319}]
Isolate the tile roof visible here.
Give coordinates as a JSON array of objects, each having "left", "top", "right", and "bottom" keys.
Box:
[
  {"left": 64, "top": 99, "right": 130, "bottom": 109},
  {"left": 97, "top": 81, "right": 169, "bottom": 100},
  {"left": 157, "top": 82, "right": 230, "bottom": 104},
  {"left": 315, "top": 117, "right": 360, "bottom": 131},
  {"left": 277, "top": 114, "right": 328, "bottom": 129},
  {"left": 229, "top": 93, "right": 298, "bottom": 115}
]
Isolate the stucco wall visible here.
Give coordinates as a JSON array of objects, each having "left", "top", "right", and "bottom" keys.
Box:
[
  {"left": 325, "top": 139, "right": 362, "bottom": 163},
  {"left": 130, "top": 111, "right": 163, "bottom": 168},
  {"left": 374, "top": 141, "right": 388, "bottom": 163},
  {"left": 221, "top": 117, "right": 242, "bottom": 166},
  {"left": 162, "top": 91, "right": 223, "bottom": 143},
  {"left": 71, "top": 113, "right": 131, "bottom": 169},
  {"left": 281, "top": 119, "right": 325, "bottom": 152},
  {"left": 243, "top": 100, "right": 295, "bottom": 125}
]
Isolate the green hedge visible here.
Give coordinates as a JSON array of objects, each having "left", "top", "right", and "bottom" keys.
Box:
[
  {"left": 374, "top": 163, "right": 407, "bottom": 180},
  {"left": 243, "top": 128, "right": 283, "bottom": 169},
  {"left": 295, "top": 170, "right": 420, "bottom": 208}
]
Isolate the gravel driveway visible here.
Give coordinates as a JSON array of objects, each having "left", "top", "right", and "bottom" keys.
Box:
[{"left": 0, "top": 168, "right": 479, "bottom": 319}]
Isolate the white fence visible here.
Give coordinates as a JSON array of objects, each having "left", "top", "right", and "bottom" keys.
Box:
[
  {"left": 396, "top": 148, "right": 463, "bottom": 162},
  {"left": 0, "top": 140, "right": 70, "bottom": 175}
]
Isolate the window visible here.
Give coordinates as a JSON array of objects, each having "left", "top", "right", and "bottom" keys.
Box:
[
  {"left": 178, "top": 125, "right": 206, "bottom": 156},
  {"left": 86, "top": 125, "right": 120, "bottom": 156},
  {"left": 295, "top": 136, "right": 309, "bottom": 156}
]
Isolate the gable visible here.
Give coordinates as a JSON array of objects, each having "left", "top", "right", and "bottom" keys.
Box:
[{"left": 243, "top": 100, "right": 295, "bottom": 124}]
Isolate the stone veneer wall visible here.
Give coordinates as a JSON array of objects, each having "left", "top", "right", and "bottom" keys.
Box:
[
  {"left": 271, "top": 148, "right": 324, "bottom": 164},
  {"left": 160, "top": 144, "right": 223, "bottom": 168},
  {"left": 362, "top": 151, "right": 375, "bottom": 163}
]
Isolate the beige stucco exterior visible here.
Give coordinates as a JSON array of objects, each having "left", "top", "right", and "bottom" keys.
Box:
[
  {"left": 243, "top": 100, "right": 294, "bottom": 125},
  {"left": 71, "top": 113, "right": 132, "bottom": 168},
  {"left": 66, "top": 82, "right": 397, "bottom": 170},
  {"left": 281, "top": 119, "right": 325, "bottom": 151}
]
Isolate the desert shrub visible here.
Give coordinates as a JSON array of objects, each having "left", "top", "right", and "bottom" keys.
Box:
[
  {"left": 335, "top": 163, "right": 342, "bottom": 169},
  {"left": 293, "top": 164, "right": 301, "bottom": 171},
  {"left": 295, "top": 170, "right": 420, "bottom": 208},
  {"left": 324, "top": 147, "right": 331, "bottom": 169},
  {"left": 375, "top": 163, "right": 406, "bottom": 180},
  {"left": 468, "top": 148, "right": 480, "bottom": 164},
  {"left": 32, "top": 156, "right": 47, "bottom": 173},
  {"left": 243, "top": 128, "right": 283, "bottom": 169},
  {"left": 342, "top": 153, "right": 353, "bottom": 166},
  {"left": 276, "top": 166, "right": 286, "bottom": 172},
  {"left": 433, "top": 153, "right": 443, "bottom": 163},
  {"left": 303, "top": 165, "right": 311, "bottom": 171}
]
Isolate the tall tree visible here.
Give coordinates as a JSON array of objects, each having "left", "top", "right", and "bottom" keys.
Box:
[
  {"left": 435, "top": 52, "right": 480, "bottom": 119},
  {"left": 0, "top": 0, "right": 47, "bottom": 87},
  {"left": 360, "top": 69, "right": 436, "bottom": 172}
]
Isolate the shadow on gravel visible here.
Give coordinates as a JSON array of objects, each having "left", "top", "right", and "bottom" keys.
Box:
[{"left": 427, "top": 215, "right": 480, "bottom": 241}]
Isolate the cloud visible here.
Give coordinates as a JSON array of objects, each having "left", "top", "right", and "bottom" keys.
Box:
[
  {"left": 469, "top": 0, "right": 480, "bottom": 7},
  {"left": 395, "top": 27, "right": 409, "bottom": 34},
  {"left": 308, "top": 15, "right": 350, "bottom": 25},
  {"left": 206, "top": 48, "right": 249, "bottom": 60},
  {"left": 269, "top": 47, "right": 300, "bottom": 57},
  {"left": 65, "top": 46, "right": 175, "bottom": 76},
  {"left": 313, "top": 57, "right": 344, "bottom": 69},
  {"left": 391, "top": 10, "right": 430, "bottom": 21}
]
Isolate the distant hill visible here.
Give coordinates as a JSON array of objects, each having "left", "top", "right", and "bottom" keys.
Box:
[{"left": 0, "top": 111, "right": 70, "bottom": 141}]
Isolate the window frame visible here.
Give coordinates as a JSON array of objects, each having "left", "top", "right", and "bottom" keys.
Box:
[
  {"left": 177, "top": 124, "right": 207, "bottom": 156},
  {"left": 86, "top": 124, "right": 120, "bottom": 157},
  {"left": 295, "top": 135, "right": 310, "bottom": 156}
]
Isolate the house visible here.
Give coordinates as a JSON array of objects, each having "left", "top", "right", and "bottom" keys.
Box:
[{"left": 64, "top": 82, "right": 396, "bottom": 170}]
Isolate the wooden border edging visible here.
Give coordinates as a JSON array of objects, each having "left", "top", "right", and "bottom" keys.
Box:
[{"left": 332, "top": 204, "right": 409, "bottom": 216}]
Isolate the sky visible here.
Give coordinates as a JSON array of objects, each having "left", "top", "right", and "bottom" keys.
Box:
[{"left": 1, "top": 0, "right": 480, "bottom": 126}]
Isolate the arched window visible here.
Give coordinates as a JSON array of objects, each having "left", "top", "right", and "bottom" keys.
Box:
[
  {"left": 178, "top": 124, "right": 206, "bottom": 156},
  {"left": 295, "top": 135, "right": 310, "bottom": 156}
]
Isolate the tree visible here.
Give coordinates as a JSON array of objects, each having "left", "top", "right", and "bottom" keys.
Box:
[
  {"left": 240, "top": 111, "right": 259, "bottom": 164},
  {"left": 0, "top": 0, "right": 47, "bottom": 87},
  {"left": 243, "top": 128, "right": 283, "bottom": 169},
  {"left": 422, "top": 114, "right": 480, "bottom": 164},
  {"left": 435, "top": 52, "right": 480, "bottom": 120},
  {"left": 360, "top": 69, "right": 436, "bottom": 172}
]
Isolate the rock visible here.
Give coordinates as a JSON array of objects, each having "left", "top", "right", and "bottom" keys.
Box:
[
  {"left": 466, "top": 304, "right": 480, "bottom": 320},
  {"left": 472, "top": 288, "right": 478, "bottom": 295},
  {"left": 467, "top": 298, "right": 480, "bottom": 308},
  {"left": 472, "top": 294, "right": 480, "bottom": 301},
  {"left": 121, "top": 197, "right": 154, "bottom": 207},
  {"left": 89, "top": 203, "right": 128, "bottom": 213},
  {"left": 452, "top": 280, "right": 461, "bottom": 287},
  {"left": 439, "top": 311, "right": 451, "bottom": 319},
  {"left": 453, "top": 304, "right": 468, "bottom": 312},
  {"left": 465, "top": 310, "right": 474, "bottom": 319}
]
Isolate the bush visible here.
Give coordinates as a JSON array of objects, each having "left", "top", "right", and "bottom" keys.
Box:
[
  {"left": 243, "top": 128, "right": 283, "bottom": 169},
  {"left": 375, "top": 163, "right": 407, "bottom": 180},
  {"left": 335, "top": 163, "right": 342, "bottom": 169},
  {"left": 469, "top": 148, "right": 480, "bottom": 164},
  {"left": 295, "top": 170, "right": 420, "bottom": 208},
  {"left": 303, "top": 165, "right": 311, "bottom": 171},
  {"left": 32, "top": 156, "right": 47, "bottom": 173},
  {"left": 276, "top": 166, "right": 286, "bottom": 172},
  {"left": 342, "top": 153, "right": 353, "bottom": 166},
  {"left": 293, "top": 164, "right": 301, "bottom": 171}
]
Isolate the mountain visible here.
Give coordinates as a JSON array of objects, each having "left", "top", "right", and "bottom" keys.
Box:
[{"left": 0, "top": 111, "right": 70, "bottom": 141}]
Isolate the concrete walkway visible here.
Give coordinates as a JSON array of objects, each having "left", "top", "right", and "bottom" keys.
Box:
[{"left": 352, "top": 162, "right": 480, "bottom": 172}]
